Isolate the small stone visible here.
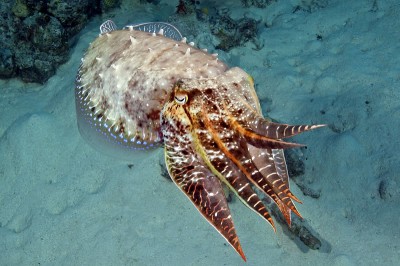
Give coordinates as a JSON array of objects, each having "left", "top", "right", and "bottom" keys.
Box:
[
  {"left": 211, "top": 12, "right": 259, "bottom": 51},
  {"left": 378, "top": 178, "right": 399, "bottom": 200},
  {"left": 267, "top": 197, "right": 331, "bottom": 252}
]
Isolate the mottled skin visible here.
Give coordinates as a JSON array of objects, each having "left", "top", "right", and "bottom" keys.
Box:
[
  {"left": 76, "top": 29, "right": 227, "bottom": 148},
  {"left": 75, "top": 23, "right": 324, "bottom": 261}
]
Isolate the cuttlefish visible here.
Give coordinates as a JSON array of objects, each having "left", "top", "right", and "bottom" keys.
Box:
[{"left": 75, "top": 20, "right": 324, "bottom": 261}]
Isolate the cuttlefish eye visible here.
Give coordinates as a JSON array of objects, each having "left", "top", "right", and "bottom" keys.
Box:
[{"left": 174, "top": 91, "right": 188, "bottom": 105}]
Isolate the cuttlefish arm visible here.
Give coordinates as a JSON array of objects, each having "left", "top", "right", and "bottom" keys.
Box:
[
  {"left": 162, "top": 103, "right": 247, "bottom": 261},
  {"left": 161, "top": 82, "right": 325, "bottom": 261}
]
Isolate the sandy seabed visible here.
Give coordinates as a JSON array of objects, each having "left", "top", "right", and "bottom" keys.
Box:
[{"left": 1, "top": 1, "right": 399, "bottom": 265}]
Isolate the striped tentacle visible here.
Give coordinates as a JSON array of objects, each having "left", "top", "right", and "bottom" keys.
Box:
[
  {"left": 209, "top": 99, "right": 304, "bottom": 218},
  {"left": 226, "top": 93, "right": 325, "bottom": 140},
  {"left": 198, "top": 91, "right": 304, "bottom": 224},
  {"left": 231, "top": 135, "right": 303, "bottom": 221},
  {"left": 201, "top": 107, "right": 301, "bottom": 223},
  {"left": 161, "top": 103, "right": 246, "bottom": 261},
  {"left": 233, "top": 137, "right": 302, "bottom": 219},
  {"left": 247, "top": 145, "right": 297, "bottom": 225},
  {"left": 271, "top": 148, "right": 294, "bottom": 223},
  {"left": 271, "top": 149, "right": 290, "bottom": 185},
  {"left": 190, "top": 113, "right": 276, "bottom": 230}
]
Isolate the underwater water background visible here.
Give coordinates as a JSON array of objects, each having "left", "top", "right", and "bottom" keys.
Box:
[{"left": 1, "top": 0, "right": 399, "bottom": 265}]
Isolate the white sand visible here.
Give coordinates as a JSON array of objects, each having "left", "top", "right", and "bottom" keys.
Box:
[{"left": 1, "top": 0, "right": 399, "bottom": 265}]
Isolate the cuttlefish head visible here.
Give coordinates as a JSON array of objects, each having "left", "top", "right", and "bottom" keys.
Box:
[{"left": 160, "top": 73, "right": 324, "bottom": 261}]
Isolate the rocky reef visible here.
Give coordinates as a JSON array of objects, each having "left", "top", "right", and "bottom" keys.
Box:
[
  {"left": 0, "top": 0, "right": 120, "bottom": 83},
  {"left": 0, "top": 0, "right": 270, "bottom": 82},
  {"left": 169, "top": 0, "right": 264, "bottom": 52},
  {"left": 0, "top": 0, "right": 268, "bottom": 83},
  {"left": 210, "top": 11, "right": 259, "bottom": 51}
]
